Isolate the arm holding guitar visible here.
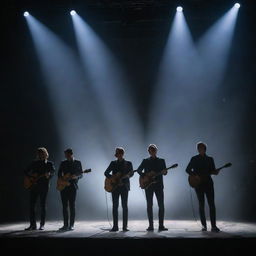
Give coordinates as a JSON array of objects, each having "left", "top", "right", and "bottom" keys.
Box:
[
  {"left": 136, "top": 159, "right": 145, "bottom": 176},
  {"left": 48, "top": 162, "right": 55, "bottom": 179},
  {"left": 185, "top": 158, "right": 195, "bottom": 175},
  {"left": 24, "top": 161, "right": 35, "bottom": 177},
  {"left": 104, "top": 161, "right": 113, "bottom": 178},
  {"left": 162, "top": 159, "right": 167, "bottom": 175},
  {"left": 74, "top": 161, "right": 83, "bottom": 180},
  {"left": 211, "top": 170, "right": 220, "bottom": 175},
  {"left": 58, "top": 162, "right": 64, "bottom": 178},
  {"left": 127, "top": 162, "right": 134, "bottom": 178},
  {"left": 210, "top": 157, "right": 219, "bottom": 175},
  {"left": 162, "top": 169, "right": 168, "bottom": 175}
]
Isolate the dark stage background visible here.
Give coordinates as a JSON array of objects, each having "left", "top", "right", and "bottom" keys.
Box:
[{"left": 1, "top": 0, "right": 256, "bottom": 223}]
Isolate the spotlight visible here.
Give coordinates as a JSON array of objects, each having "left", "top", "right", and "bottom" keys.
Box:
[
  {"left": 176, "top": 6, "right": 183, "bottom": 12},
  {"left": 70, "top": 10, "right": 76, "bottom": 16},
  {"left": 24, "top": 11, "right": 29, "bottom": 17},
  {"left": 234, "top": 3, "right": 240, "bottom": 8}
]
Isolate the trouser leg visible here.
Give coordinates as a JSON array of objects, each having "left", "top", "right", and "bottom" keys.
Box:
[
  {"left": 112, "top": 190, "right": 120, "bottom": 228},
  {"left": 155, "top": 188, "right": 165, "bottom": 227},
  {"left": 61, "top": 190, "right": 69, "bottom": 227},
  {"left": 145, "top": 187, "right": 154, "bottom": 227},
  {"left": 29, "top": 189, "right": 39, "bottom": 226},
  {"left": 39, "top": 187, "right": 48, "bottom": 226},
  {"left": 69, "top": 187, "right": 77, "bottom": 227},
  {"left": 121, "top": 188, "right": 128, "bottom": 228},
  {"left": 205, "top": 182, "right": 216, "bottom": 228},
  {"left": 195, "top": 187, "right": 206, "bottom": 227}
]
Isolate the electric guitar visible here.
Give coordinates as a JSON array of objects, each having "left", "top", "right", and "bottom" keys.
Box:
[
  {"left": 57, "top": 169, "right": 91, "bottom": 191},
  {"left": 24, "top": 172, "right": 50, "bottom": 189},
  {"left": 104, "top": 170, "right": 134, "bottom": 193},
  {"left": 188, "top": 162, "right": 232, "bottom": 188},
  {"left": 139, "top": 164, "right": 178, "bottom": 189}
]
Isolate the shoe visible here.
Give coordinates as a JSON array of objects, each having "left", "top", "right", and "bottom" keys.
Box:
[
  {"left": 146, "top": 226, "right": 154, "bottom": 231},
  {"left": 122, "top": 227, "right": 129, "bottom": 232},
  {"left": 201, "top": 226, "right": 207, "bottom": 231},
  {"left": 110, "top": 226, "right": 119, "bottom": 232},
  {"left": 39, "top": 225, "right": 45, "bottom": 231},
  {"left": 59, "top": 226, "right": 69, "bottom": 231},
  {"left": 69, "top": 226, "right": 74, "bottom": 231},
  {"left": 211, "top": 226, "right": 220, "bottom": 232},
  {"left": 25, "top": 225, "right": 37, "bottom": 231},
  {"left": 158, "top": 226, "right": 168, "bottom": 232}
]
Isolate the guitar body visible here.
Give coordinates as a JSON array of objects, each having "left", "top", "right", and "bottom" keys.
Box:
[
  {"left": 139, "top": 172, "right": 157, "bottom": 189},
  {"left": 188, "top": 175, "right": 201, "bottom": 188},
  {"left": 24, "top": 173, "right": 46, "bottom": 189},
  {"left": 57, "top": 174, "right": 71, "bottom": 191},
  {"left": 24, "top": 175, "right": 37, "bottom": 189},
  {"left": 104, "top": 173, "right": 123, "bottom": 193}
]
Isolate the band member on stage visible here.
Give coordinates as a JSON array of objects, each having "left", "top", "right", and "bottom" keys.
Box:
[
  {"left": 24, "top": 147, "right": 55, "bottom": 231},
  {"left": 137, "top": 144, "right": 168, "bottom": 231},
  {"left": 58, "top": 148, "right": 83, "bottom": 231},
  {"left": 186, "top": 142, "right": 220, "bottom": 232},
  {"left": 104, "top": 147, "right": 133, "bottom": 232}
]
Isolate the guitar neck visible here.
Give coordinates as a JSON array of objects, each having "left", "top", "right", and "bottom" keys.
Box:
[
  {"left": 216, "top": 163, "right": 231, "bottom": 172},
  {"left": 82, "top": 169, "right": 91, "bottom": 174},
  {"left": 158, "top": 165, "right": 177, "bottom": 176},
  {"left": 65, "top": 169, "right": 91, "bottom": 176}
]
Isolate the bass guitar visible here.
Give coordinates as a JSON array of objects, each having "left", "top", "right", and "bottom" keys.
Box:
[
  {"left": 24, "top": 172, "right": 50, "bottom": 189},
  {"left": 57, "top": 169, "right": 91, "bottom": 191},
  {"left": 139, "top": 164, "right": 178, "bottom": 189},
  {"left": 104, "top": 170, "right": 134, "bottom": 193},
  {"left": 188, "top": 162, "right": 232, "bottom": 188}
]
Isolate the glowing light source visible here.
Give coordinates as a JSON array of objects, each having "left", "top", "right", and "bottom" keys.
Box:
[
  {"left": 234, "top": 3, "right": 240, "bottom": 8},
  {"left": 24, "top": 11, "right": 29, "bottom": 17},
  {"left": 176, "top": 6, "right": 183, "bottom": 12},
  {"left": 70, "top": 10, "right": 76, "bottom": 16}
]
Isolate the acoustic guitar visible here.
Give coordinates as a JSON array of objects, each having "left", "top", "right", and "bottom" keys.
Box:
[
  {"left": 104, "top": 170, "right": 134, "bottom": 193},
  {"left": 188, "top": 162, "right": 232, "bottom": 188},
  {"left": 57, "top": 169, "right": 91, "bottom": 191},
  {"left": 24, "top": 172, "right": 50, "bottom": 189},
  {"left": 139, "top": 164, "right": 178, "bottom": 189}
]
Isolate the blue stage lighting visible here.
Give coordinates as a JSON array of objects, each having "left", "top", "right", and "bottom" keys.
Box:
[{"left": 24, "top": 11, "right": 29, "bottom": 17}]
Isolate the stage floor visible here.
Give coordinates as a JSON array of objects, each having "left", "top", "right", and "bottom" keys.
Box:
[
  {"left": 0, "top": 220, "right": 256, "bottom": 238},
  {"left": 1, "top": 220, "right": 256, "bottom": 256}
]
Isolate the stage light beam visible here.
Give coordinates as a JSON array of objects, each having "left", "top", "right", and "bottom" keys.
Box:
[
  {"left": 24, "top": 11, "right": 29, "bottom": 17},
  {"left": 25, "top": 14, "right": 114, "bottom": 218},
  {"left": 71, "top": 13, "right": 146, "bottom": 216},
  {"left": 196, "top": 4, "right": 240, "bottom": 89},
  {"left": 234, "top": 3, "right": 240, "bottom": 9}
]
